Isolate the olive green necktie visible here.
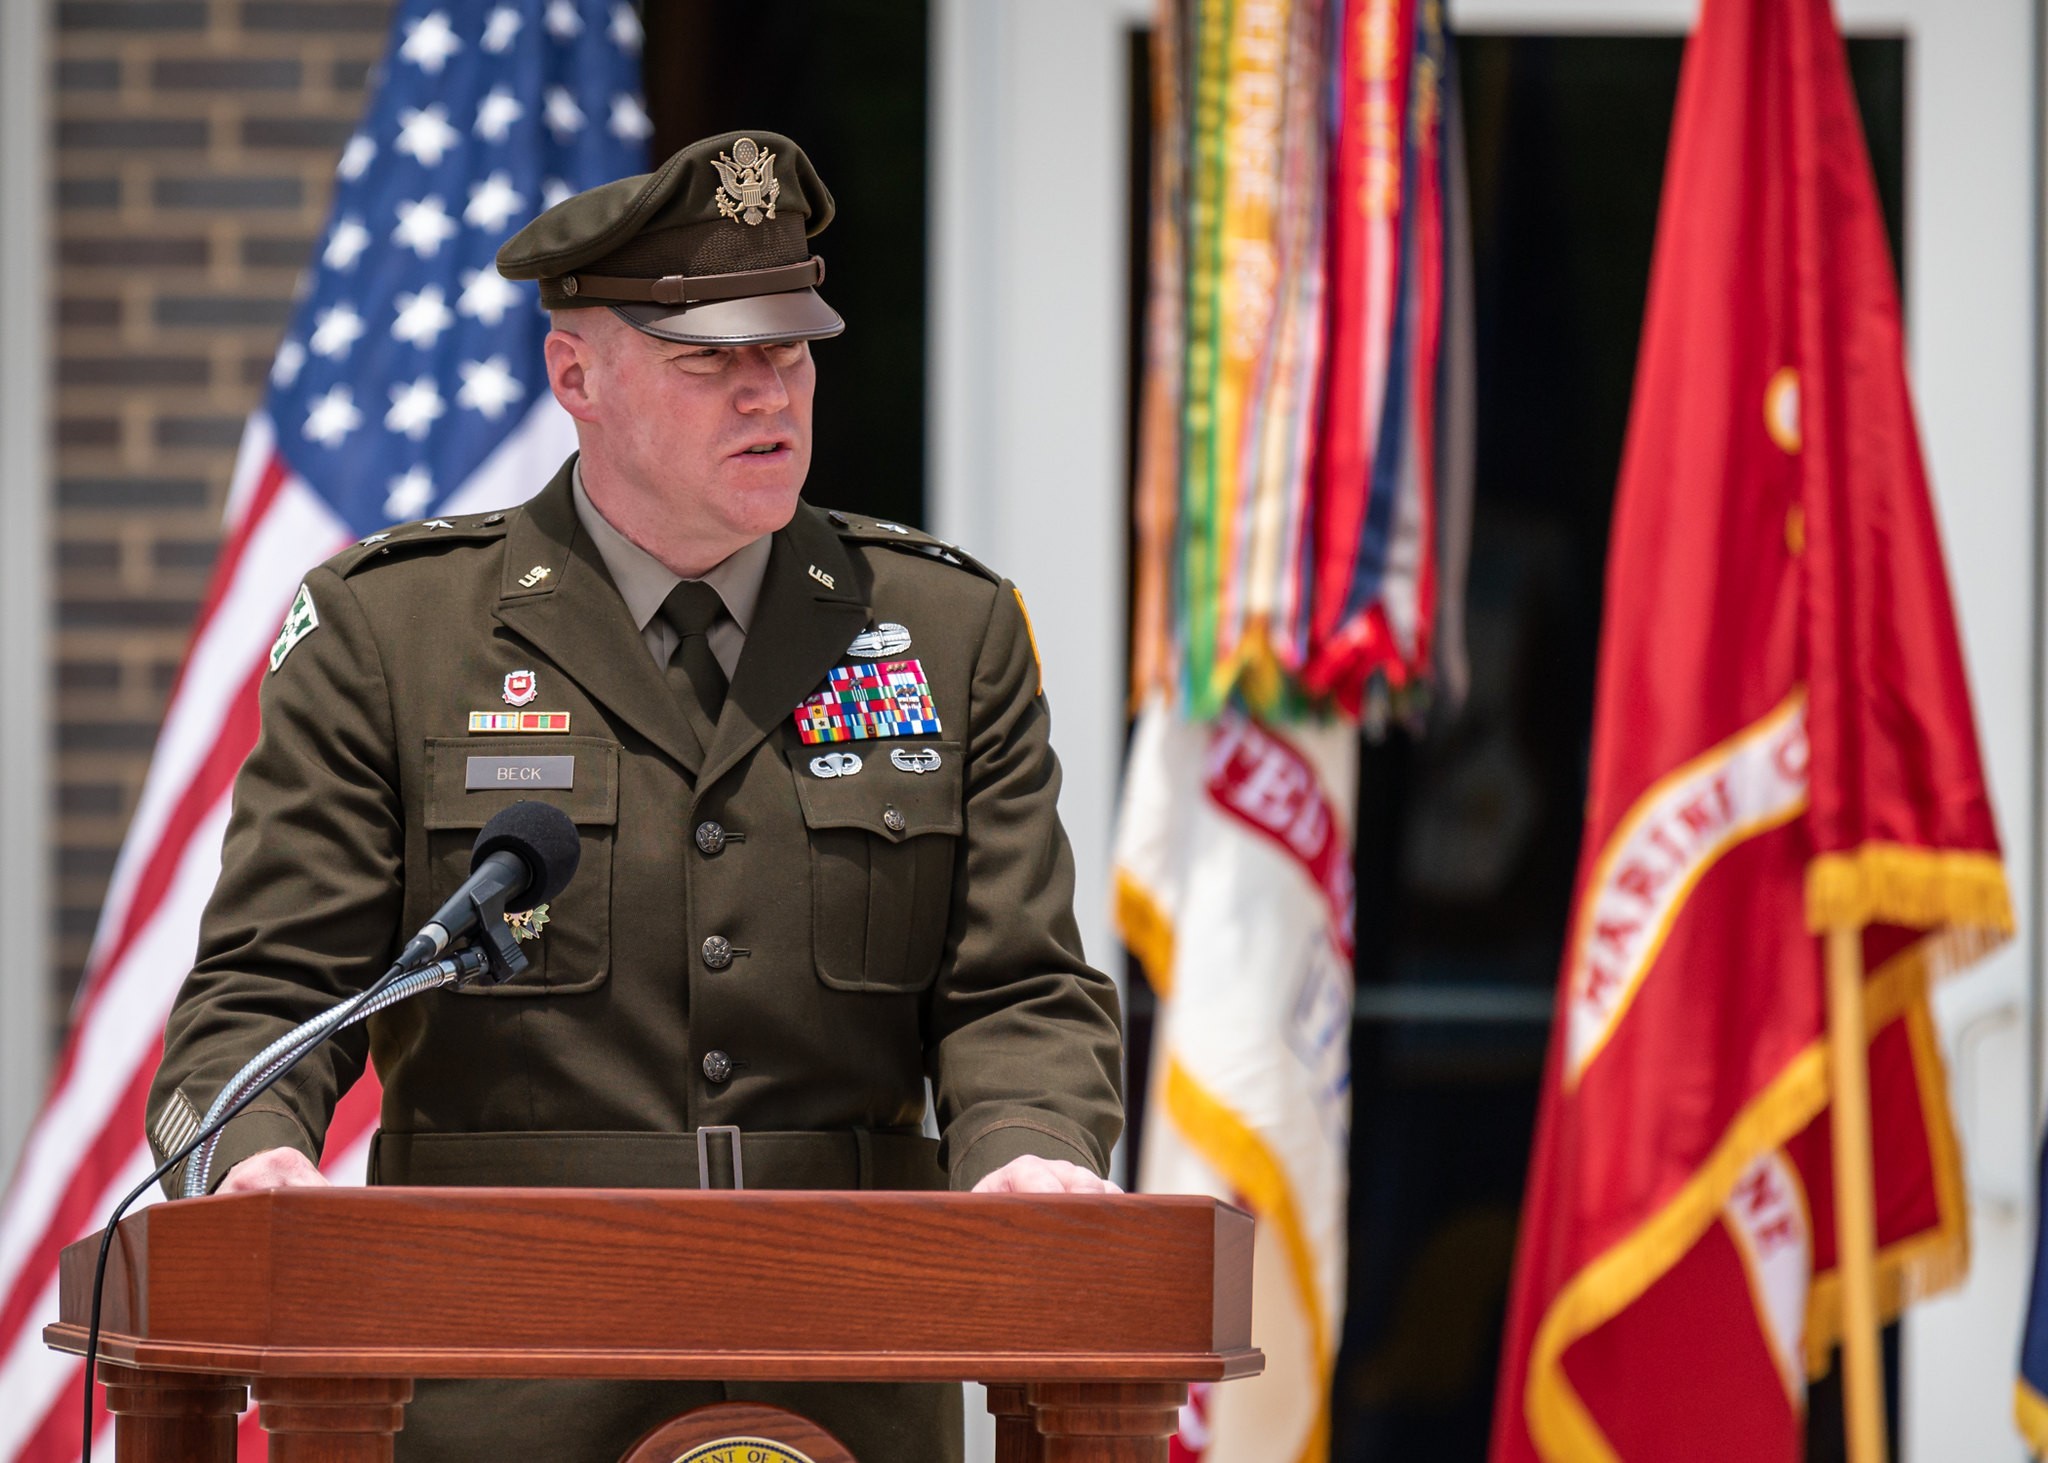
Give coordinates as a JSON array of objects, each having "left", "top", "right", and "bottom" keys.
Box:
[{"left": 657, "top": 580, "right": 728, "bottom": 756}]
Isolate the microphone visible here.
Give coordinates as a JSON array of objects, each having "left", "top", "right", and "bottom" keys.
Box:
[{"left": 396, "top": 800, "right": 582, "bottom": 972}]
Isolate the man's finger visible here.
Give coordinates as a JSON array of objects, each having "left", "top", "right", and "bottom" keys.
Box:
[{"left": 1011, "top": 1165, "right": 1070, "bottom": 1194}]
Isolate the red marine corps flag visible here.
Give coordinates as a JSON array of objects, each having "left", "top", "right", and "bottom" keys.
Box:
[{"left": 1491, "top": 0, "right": 2013, "bottom": 1459}]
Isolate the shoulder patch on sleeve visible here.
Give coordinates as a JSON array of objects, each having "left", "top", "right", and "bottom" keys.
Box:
[
  {"left": 330, "top": 512, "right": 511, "bottom": 578},
  {"left": 269, "top": 581, "right": 319, "bottom": 672},
  {"left": 824, "top": 508, "right": 1002, "bottom": 584},
  {"left": 1012, "top": 586, "right": 1045, "bottom": 697}
]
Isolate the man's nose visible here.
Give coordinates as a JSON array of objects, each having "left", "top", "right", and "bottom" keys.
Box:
[{"left": 733, "top": 347, "right": 792, "bottom": 412}]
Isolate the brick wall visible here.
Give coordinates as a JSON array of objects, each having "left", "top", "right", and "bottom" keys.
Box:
[{"left": 48, "top": 0, "right": 392, "bottom": 1044}]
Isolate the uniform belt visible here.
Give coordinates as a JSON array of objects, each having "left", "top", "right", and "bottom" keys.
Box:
[{"left": 366, "top": 1127, "right": 945, "bottom": 1192}]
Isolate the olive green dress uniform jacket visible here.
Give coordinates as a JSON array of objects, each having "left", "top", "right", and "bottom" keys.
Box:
[{"left": 147, "top": 458, "right": 1125, "bottom": 1462}]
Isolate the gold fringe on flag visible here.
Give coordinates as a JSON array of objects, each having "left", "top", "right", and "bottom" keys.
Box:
[{"left": 1804, "top": 843, "right": 2015, "bottom": 938}]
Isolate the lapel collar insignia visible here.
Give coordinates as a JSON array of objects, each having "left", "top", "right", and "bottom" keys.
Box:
[
  {"left": 697, "top": 503, "right": 868, "bottom": 792},
  {"left": 492, "top": 459, "right": 705, "bottom": 774}
]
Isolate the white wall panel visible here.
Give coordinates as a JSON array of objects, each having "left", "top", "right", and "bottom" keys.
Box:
[{"left": 0, "top": 0, "right": 51, "bottom": 1192}]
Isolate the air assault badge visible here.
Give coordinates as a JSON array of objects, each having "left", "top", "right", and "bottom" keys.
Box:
[
  {"left": 268, "top": 583, "right": 319, "bottom": 672},
  {"left": 713, "top": 137, "right": 779, "bottom": 225}
]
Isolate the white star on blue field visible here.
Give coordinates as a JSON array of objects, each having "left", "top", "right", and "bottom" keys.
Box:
[{"left": 267, "top": 0, "right": 650, "bottom": 536}]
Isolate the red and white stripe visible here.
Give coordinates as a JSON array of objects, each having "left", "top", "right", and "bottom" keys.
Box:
[{"left": 0, "top": 402, "right": 572, "bottom": 1457}]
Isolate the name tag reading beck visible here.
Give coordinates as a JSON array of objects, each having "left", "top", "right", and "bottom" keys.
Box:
[{"left": 466, "top": 755, "right": 575, "bottom": 790}]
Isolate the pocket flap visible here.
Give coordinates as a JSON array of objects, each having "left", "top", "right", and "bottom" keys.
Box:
[
  {"left": 425, "top": 736, "right": 621, "bottom": 830},
  {"left": 791, "top": 740, "right": 963, "bottom": 842}
]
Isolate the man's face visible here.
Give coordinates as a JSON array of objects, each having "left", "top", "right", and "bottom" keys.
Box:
[{"left": 547, "top": 309, "right": 816, "bottom": 544}]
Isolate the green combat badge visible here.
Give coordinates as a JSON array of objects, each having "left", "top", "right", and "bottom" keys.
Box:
[{"left": 269, "top": 583, "right": 319, "bottom": 672}]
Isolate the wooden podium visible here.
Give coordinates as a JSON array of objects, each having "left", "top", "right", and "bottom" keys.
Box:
[{"left": 45, "top": 1188, "right": 1261, "bottom": 1462}]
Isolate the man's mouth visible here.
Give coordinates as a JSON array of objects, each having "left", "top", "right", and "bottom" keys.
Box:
[{"left": 734, "top": 440, "right": 789, "bottom": 457}]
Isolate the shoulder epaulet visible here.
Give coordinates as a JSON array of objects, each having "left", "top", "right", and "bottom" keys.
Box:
[
  {"left": 329, "top": 511, "right": 512, "bottom": 577},
  {"left": 824, "top": 509, "right": 1002, "bottom": 585}
]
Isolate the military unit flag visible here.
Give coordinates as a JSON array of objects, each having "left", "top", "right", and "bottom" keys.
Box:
[
  {"left": 1117, "top": 0, "right": 1471, "bottom": 1459},
  {"left": 1490, "top": 1, "right": 2011, "bottom": 1459},
  {"left": 0, "top": 5, "right": 644, "bottom": 1458}
]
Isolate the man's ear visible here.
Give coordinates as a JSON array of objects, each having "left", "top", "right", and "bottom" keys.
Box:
[{"left": 543, "top": 323, "right": 599, "bottom": 423}]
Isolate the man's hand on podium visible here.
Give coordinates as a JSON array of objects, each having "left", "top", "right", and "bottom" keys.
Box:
[
  {"left": 971, "top": 1156, "right": 1124, "bottom": 1195},
  {"left": 217, "top": 1147, "right": 331, "bottom": 1194}
]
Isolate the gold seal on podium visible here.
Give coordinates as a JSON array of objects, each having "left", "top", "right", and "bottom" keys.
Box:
[
  {"left": 622, "top": 1403, "right": 854, "bottom": 1463},
  {"left": 673, "top": 1441, "right": 817, "bottom": 1463}
]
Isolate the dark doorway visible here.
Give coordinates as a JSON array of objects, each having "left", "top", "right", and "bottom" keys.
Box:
[{"left": 643, "top": 0, "right": 929, "bottom": 530}]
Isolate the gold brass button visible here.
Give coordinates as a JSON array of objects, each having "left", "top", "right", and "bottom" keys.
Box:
[{"left": 882, "top": 805, "right": 907, "bottom": 834}]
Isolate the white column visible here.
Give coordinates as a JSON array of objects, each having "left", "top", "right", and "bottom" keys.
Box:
[
  {"left": 929, "top": 0, "right": 1148, "bottom": 1082},
  {"left": 930, "top": 4, "right": 1152, "bottom": 1459},
  {"left": 0, "top": 0, "right": 51, "bottom": 1190}
]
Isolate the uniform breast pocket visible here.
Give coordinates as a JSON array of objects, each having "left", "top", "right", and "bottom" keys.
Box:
[
  {"left": 422, "top": 736, "right": 619, "bottom": 996},
  {"left": 791, "top": 741, "right": 964, "bottom": 993}
]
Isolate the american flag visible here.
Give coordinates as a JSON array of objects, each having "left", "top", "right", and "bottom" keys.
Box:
[{"left": 0, "top": 4, "right": 645, "bottom": 1455}]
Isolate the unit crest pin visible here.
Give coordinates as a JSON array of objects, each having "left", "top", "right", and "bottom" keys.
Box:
[{"left": 502, "top": 669, "right": 538, "bottom": 707}]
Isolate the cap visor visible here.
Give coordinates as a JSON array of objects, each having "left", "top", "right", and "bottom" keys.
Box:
[{"left": 610, "top": 289, "right": 845, "bottom": 346}]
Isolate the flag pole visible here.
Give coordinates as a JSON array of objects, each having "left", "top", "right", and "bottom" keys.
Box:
[{"left": 1824, "top": 922, "right": 1889, "bottom": 1463}]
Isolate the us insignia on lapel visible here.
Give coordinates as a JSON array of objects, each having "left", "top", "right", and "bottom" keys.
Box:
[{"left": 793, "top": 659, "right": 942, "bottom": 745}]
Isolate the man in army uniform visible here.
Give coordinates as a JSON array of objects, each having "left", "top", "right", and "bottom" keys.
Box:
[{"left": 147, "top": 130, "right": 1124, "bottom": 1461}]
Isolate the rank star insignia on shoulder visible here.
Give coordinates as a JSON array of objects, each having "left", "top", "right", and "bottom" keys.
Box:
[{"left": 268, "top": 583, "right": 319, "bottom": 672}]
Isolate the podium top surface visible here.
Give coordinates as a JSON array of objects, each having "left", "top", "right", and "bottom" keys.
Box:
[{"left": 48, "top": 1189, "right": 1262, "bottom": 1384}]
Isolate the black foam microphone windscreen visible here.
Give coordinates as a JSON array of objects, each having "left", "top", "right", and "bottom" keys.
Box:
[{"left": 470, "top": 800, "right": 582, "bottom": 912}]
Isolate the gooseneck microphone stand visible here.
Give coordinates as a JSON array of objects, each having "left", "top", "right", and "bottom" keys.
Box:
[{"left": 77, "top": 923, "right": 529, "bottom": 1463}]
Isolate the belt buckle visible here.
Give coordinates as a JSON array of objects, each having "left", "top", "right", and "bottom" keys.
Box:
[{"left": 695, "top": 1125, "right": 745, "bottom": 1191}]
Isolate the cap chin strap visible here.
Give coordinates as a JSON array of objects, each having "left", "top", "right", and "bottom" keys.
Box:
[{"left": 558, "top": 255, "right": 825, "bottom": 307}]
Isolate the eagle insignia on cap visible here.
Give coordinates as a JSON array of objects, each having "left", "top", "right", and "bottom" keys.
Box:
[{"left": 713, "top": 137, "right": 780, "bottom": 225}]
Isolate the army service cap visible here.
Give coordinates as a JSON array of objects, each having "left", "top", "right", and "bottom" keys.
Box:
[{"left": 496, "top": 129, "right": 843, "bottom": 346}]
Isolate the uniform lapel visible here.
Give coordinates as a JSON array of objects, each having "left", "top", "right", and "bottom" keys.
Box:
[
  {"left": 698, "top": 503, "right": 868, "bottom": 793},
  {"left": 493, "top": 462, "right": 705, "bottom": 775}
]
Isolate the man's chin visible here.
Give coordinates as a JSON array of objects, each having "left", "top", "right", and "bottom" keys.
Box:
[{"left": 718, "top": 477, "right": 806, "bottom": 538}]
